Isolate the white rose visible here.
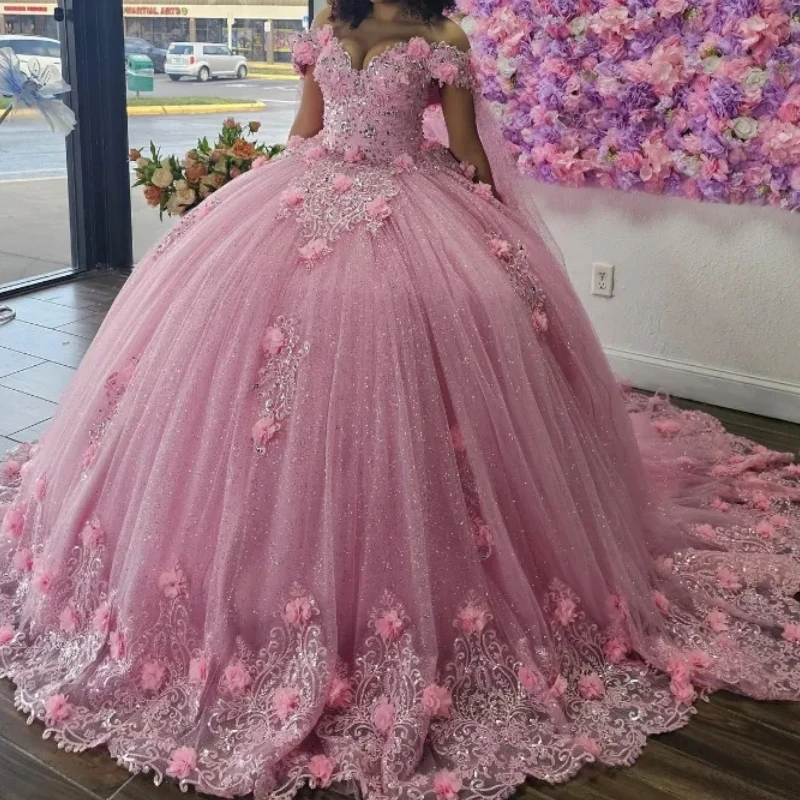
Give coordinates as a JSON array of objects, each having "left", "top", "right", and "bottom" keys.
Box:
[
  {"left": 679, "top": 154, "right": 700, "bottom": 176},
  {"left": 165, "top": 192, "right": 183, "bottom": 215},
  {"left": 460, "top": 16, "right": 477, "bottom": 36},
  {"left": 136, "top": 157, "right": 149, "bottom": 168},
  {"left": 490, "top": 102, "right": 504, "bottom": 120},
  {"left": 731, "top": 116, "right": 759, "bottom": 140},
  {"left": 497, "top": 57, "right": 517, "bottom": 79},
  {"left": 151, "top": 167, "right": 174, "bottom": 189},
  {"left": 160, "top": 157, "right": 172, "bottom": 169},
  {"left": 175, "top": 179, "right": 188, "bottom": 192},
  {"left": 743, "top": 68, "right": 768, "bottom": 91},
  {"left": 176, "top": 186, "right": 196, "bottom": 206},
  {"left": 569, "top": 16, "right": 588, "bottom": 36},
  {"left": 702, "top": 55, "right": 721, "bottom": 74}
]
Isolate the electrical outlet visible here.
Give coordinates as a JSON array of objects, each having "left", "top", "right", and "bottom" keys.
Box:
[{"left": 591, "top": 263, "right": 614, "bottom": 297}]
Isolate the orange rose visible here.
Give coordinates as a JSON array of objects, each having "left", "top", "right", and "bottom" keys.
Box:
[
  {"left": 143, "top": 185, "right": 163, "bottom": 206},
  {"left": 129, "top": 148, "right": 142, "bottom": 162},
  {"left": 210, "top": 148, "right": 227, "bottom": 162},
  {"left": 185, "top": 162, "right": 208, "bottom": 183},
  {"left": 248, "top": 121, "right": 261, "bottom": 133},
  {"left": 231, "top": 139, "right": 256, "bottom": 160}
]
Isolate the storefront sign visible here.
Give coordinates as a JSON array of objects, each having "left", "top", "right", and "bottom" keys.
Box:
[
  {"left": 2, "top": 4, "right": 53, "bottom": 12},
  {"left": 123, "top": 6, "right": 189, "bottom": 16}
]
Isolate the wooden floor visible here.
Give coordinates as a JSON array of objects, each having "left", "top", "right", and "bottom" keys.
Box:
[{"left": 0, "top": 272, "right": 799, "bottom": 800}]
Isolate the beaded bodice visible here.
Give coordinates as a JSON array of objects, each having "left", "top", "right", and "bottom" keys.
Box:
[{"left": 291, "top": 26, "right": 473, "bottom": 163}]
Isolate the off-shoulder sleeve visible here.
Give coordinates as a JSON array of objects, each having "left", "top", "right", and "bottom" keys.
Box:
[
  {"left": 427, "top": 45, "right": 475, "bottom": 90},
  {"left": 291, "top": 29, "right": 320, "bottom": 76}
]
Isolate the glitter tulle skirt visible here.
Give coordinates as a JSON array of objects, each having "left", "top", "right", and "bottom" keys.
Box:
[{"left": 1, "top": 147, "right": 799, "bottom": 800}]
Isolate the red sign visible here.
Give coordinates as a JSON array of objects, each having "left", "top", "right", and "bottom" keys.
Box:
[
  {"left": 123, "top": 6, "right": 188, "bottom": 15},
  {"left": 2, "top": 5, "right": 51, "bottom": 11}
]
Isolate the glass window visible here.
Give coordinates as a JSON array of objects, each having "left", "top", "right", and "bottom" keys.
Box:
[{"left": 169, "top": 44, "right": 194, "bottom": 55}]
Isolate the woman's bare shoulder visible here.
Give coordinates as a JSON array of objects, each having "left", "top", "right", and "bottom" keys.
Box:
[{"left": 429, "top": 18, "right": 470, "bottom": 52}]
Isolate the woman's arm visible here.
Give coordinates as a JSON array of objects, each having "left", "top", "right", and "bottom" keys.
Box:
[
  {"left": 288, "top": 9, "right": 330, "bottom": 140},
  {"left": 437, "top": 21, "right": 495, "bottom": 192}
]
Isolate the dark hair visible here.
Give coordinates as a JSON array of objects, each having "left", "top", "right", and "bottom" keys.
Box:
[{"left": 329, "top": 0, "right": 456, "bottom": 28}]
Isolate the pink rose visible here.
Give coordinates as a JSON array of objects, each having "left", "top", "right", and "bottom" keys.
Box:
[
  {"left": 406, "top": 37, "right": 431, "bottom": 60},
  {"left": 375, "top": 608, "right": 405, "bottom": 641},
  {"left": 280, "top": 187, "right": 305, "bottom": 207},
  {"left": 80, "top": 518, "right": 106, "bottom": 550},
  {"left": 717, "top": 568, "right": 743, "bottom": 591},
  {"left": 261, "top": 326, "right": 286, "bottom": 356},
  {"left": 140, "top": 660, "right": 167, "bottom": 692},
  {"left": 331, "top": 173, "right": 353, "bottom": 193},
  {"left": 554, "top": 597, "right": 577, "bottom": 627},
  {"left": 2, "top": 505, "right": 25, "bottom": 540},
  {"left": 166, "top": 746, "right": 197, "bottom": 780},
  {"left": 308, "top": 754, "right": 335, "bottom": 786},
  {"left": 576, "top": 734, "right": 601, "bottom": 757},
  {"left": 365, "top": 195, "right": 392, "bottom": 222},
  {"left": 32, "top": 567, "right": 56, "bottom": 594},
  {"left": 284, "top": 596, "right": 314, "bottom": 626},
  {"left": 93, "top": 601, "right": 112, "bottom": 633},
  {"left": 782, "top": 623, "right": 800, "bottom": 643},
  {"left": 327, "top": 675, "right": 353, "bottom": 709},
  {"left": 603, "top": 637, "right": 628, "bottom": 664},
  {"left": 652, "top": 590, "right": 670, "bottom": 613},
  {"left": 2, "top": 459, "right": 21, "bottom": 481},
  {"left": 272, "top": 686, "right": 301, "bottom": 721},
  {"left": 422, "top": 683, "right": 453, "bottom": 717},
  {"left": 44, "top": 693, "right": 73, "bottom": 723},
  {"left": 293, "top": 41, "right": 317, "bottom": 69},
  {"left": 298, "top": 238, "right": 329, "bottom": 262},
  {"left": 518, "top": 665, "right": 541, "bottom": 694},
  {"left": 433, "top": 770, "right": 463, "bottom": 800},
  {"left": 578, "top": 673, "right": 605, "bottom": 700},
  {"left": 0, "top": 624, "right": 16, "bottom": 645},
  {"left": 224, "top": 660, "right": 251, "bottom": 697},
  {"left": 489, "top": 237, "right": 513, "bottom": 260},
  {"left": 706, "top": 609, "right": 729, "bottom": 632},
  {"left": 158, "top": 566, "right": 186, "bottom": 599},
  {"left": 432, "top": 62, "right": 459, "bottom": 85},
  {"left": 656, "top": 0, "right": 687, "bottom": 16},
  {"left": 373, "top": 697, "right": 395, "bottom": 734},
  {"left": 189, "top": 656, "right": 208, "bottom": 683},
  {"left": 456, "top": 604, "right": 489, "bottom": 634},
  {"left": 12, "top": 548, "right": 33, "bottom": 572},
  {"left": 59, "top": 604, "right": 80, "bottom": 634},
  {"left": 109, "top": 630, "right": 126, "bottom": 660},
  {"left": 666, "top": 656, "right": 691, "bottom": 682},
  {"left": 252, "top": 415, "right": 281, "bottom": 449}
]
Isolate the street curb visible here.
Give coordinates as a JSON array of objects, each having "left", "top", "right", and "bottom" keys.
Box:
[{"left": 5, "top": 101, "right": 267, "bottom": 119}]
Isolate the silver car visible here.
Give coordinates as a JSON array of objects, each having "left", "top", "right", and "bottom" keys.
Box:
[{"left": 165, "top": 42, "right": 248, "bottom": 82}]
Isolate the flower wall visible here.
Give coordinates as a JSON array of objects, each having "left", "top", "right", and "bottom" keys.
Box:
[{"left": 461, "top": 0, "right": 800, "bottom": 210}]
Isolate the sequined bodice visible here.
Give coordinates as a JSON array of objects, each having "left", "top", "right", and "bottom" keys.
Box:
[{"left": 292, "top": 27, "right": 473, "bottom": 163}]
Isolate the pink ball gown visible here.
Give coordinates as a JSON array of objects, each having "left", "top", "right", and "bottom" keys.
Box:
[{"left": 1, "top": 26, "right": 800, "bottom": 800}]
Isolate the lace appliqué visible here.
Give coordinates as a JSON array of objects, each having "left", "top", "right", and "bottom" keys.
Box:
[
  {"left": 488, "top": 236, "right": 549, "bottom": 333},
  {"left": 252, "top": 317, "right": 310, "bottom": 453}
]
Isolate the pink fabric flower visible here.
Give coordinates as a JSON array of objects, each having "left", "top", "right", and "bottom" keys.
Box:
[
  {"left": 305, "top": 145, "right": 327, "bottom": 164},
  {"left": 2, "top": 505, "right": 25, "bottom": 540},
  {"left": 261, "top": 326, "right": 286, "bottom": 356},
  {"left": 292, "top": 40, "right": 316, "bottom": 70},
  {"left": 280, "top": 187, "right": 305, "bottom": 207},
  {"left": 12, "top": 548, "right": 33, "bottom": 572},
  {"left": 272, "top": 686, "right": 301, "bottom": 721},
  {"left": 332, "top": 173, "right": 353, "bottom": 193},
  {"left": 706, "top": 609, "right": 729, "bottom": 632},
  {"left": 81, "top": 441, "right": 98, "bottom": 470},
  {"left": 755, "top": 520, "right": 776, "bottom": 540},
  {"left": 578, "top": 673, "right": 606, "bottom": 700},
  {"left": 158, "top": 566, "right": 186, "bottom": 599},
  {"left": 34, "top": 476, "right": 47, "bottom": 502},
  {"left": 489, "top": 237, "right": 513, "bottom": 260},
  {"left": 433, "top": 770, "right": 463, "bottom": 800},
  {"left": 166, "top": 746, "right": 197, "bottom": 780},
  {"left": 460, "top": 162, "right": 478, "bottom": 180},
  {"left": 80, "top": 518, "right": 106, "bottom": 550},
  {"left": 375, "top": 608, "right": 405, "bottom": 641},
  {"left": 343, "top": 147, "right": 365, "bottom": 164},
  {"left": 327, "top": 675, "right": 353, "bottom": 709},
  {"left": 44, "top": 693, "right": 73, "bottom": 724},
  {"left": 224, "top": 661, "right": 251, "bottom": 697},
  {"left": 576, "top": 734, "right": 601, "bottom": 758},
  {"left": 0, "top": 625, "right": 15, "bottom": 645},
  {"left": 603, "top": 637, "right": 629, "bottom": 664},
  {"left": 284, "top": 596, "right": 314, "bottom": 626},
  {"left": 432, "top": 61, "right": 459, "bottom": 85},
  {"left": 652, "top": 590, "right": 670, "bottom": 613},
  {"left": 32, "top": 567, "right": 56, "bottom": 594},
  {"left": 373, "top": 697, "right": 395, "bottom": 734},
  {"left": 422, "top": 683, "right": 453, "bottom": 717},
  {"left": 406, "top": 37, "right": 432, "bottom": 60},
  {"left": 2, "top": 459, "right": 21, "bottom": 481},
  {"left": 308, "top": 754, "right": 335, "bottom": 786},
  {"left": 393, "top": 152, "right": 414, "bottom": 171},
  {"left": 252, "top": 415, "right": 281, "bottom": 448},
  {"left": 472, "top": 182, "right": 494, "bottom": 200},
  {"left": 670, "top": 677, "right": 696, "bottom": 704},
  {"left": 189, "top": 656, "right": 208, "bottom": 683},
  {"left": 140, "top": 660, "right": 167, "bottom": 692},
  {"left": 666, "top": 656, "right": 691, "bottom": 682},
  {"left": 695, "top": 524, "right": 718, "bottom": 542},
  {"left": 59, "top": 604, "right": 80, "bottom": 634},
  {"left": 93, "top": 601, "right": 112, "bottom": 633},
  {"left": 109, "top": 630, "right": 126, "bottom": 660},
  {"left": 532, "top": 308, "right": 549, "bottom": 333},
  {"left": 652, "top": 419, "right": 681, "bottom": 437},
  {"left": 456, "top": 604, "right": 489, "bottom": 634},
  {"left": 711, "top": 497, "right": 730, "bottom": 512},
  {"left": 299, "top": 239, "right": 329, "bottom": 262},
  {"left": 717, "top": 568, "right": 743, "bottom": 591},
  {"left": 782, "top": 624, "right": 800, "bottom": 643},
  {"left": 365, "top": 195, "right": 392, "bottom": 222},
  {"left": 688, "top": 650, "right": 712, "bottom": 670},
  {"left": 554, "top": 597, "right": 577, "bottom": 626}
]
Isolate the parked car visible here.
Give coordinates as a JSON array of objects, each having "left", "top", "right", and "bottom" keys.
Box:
[
  {"left": 124, "top": 37, "right": 166, "bottom": 73},
  {"left": 0, "top": 35, "right": 61, "bottom": 84},
  {"left": 165, "top": 42, "right": 248, "bottom": 82}
]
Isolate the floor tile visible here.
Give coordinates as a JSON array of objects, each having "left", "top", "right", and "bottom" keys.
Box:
[
  {"left": 7, "top": 418, "right": 52, "bottom": 443},
  {"left": 0, "top": 435, "right": 18, "bottom": 454},
  {"left": 0, "top": 346, "right": 43, "bottom": 378},
  {"left": 3, "top": 296, "right": 96, "bottom": 329},
  {"left": 0, "top": 319, "right": 91, "bottom": 368},
  {"left": 0, "top": 385, "right": 57, "bottom": 437},
  {"left": 0, "top": 362, "right": 76, "bottom": 404},
  {"left": 57, "top": 313, "right": 108, "bottom": 340}
]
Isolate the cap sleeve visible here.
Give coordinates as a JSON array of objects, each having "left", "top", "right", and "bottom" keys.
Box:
[
  {"left": 427, "top": 45, "right": 475, "bottom": 90},
  {"left": 291, "top": 29, "right": 320, "bottom": 76}
]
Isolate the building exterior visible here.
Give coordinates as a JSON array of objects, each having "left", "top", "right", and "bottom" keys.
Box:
[{"left": 0, "top": 2, "right": 309, "bottom": 62}]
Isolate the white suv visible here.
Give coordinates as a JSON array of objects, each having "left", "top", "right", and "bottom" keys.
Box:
[
  {"left": 165, "top": 43, "right": 248, "bottom": 82},
  {"left": 0, "top": 35, "right": 62, "bottom": 84}
]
